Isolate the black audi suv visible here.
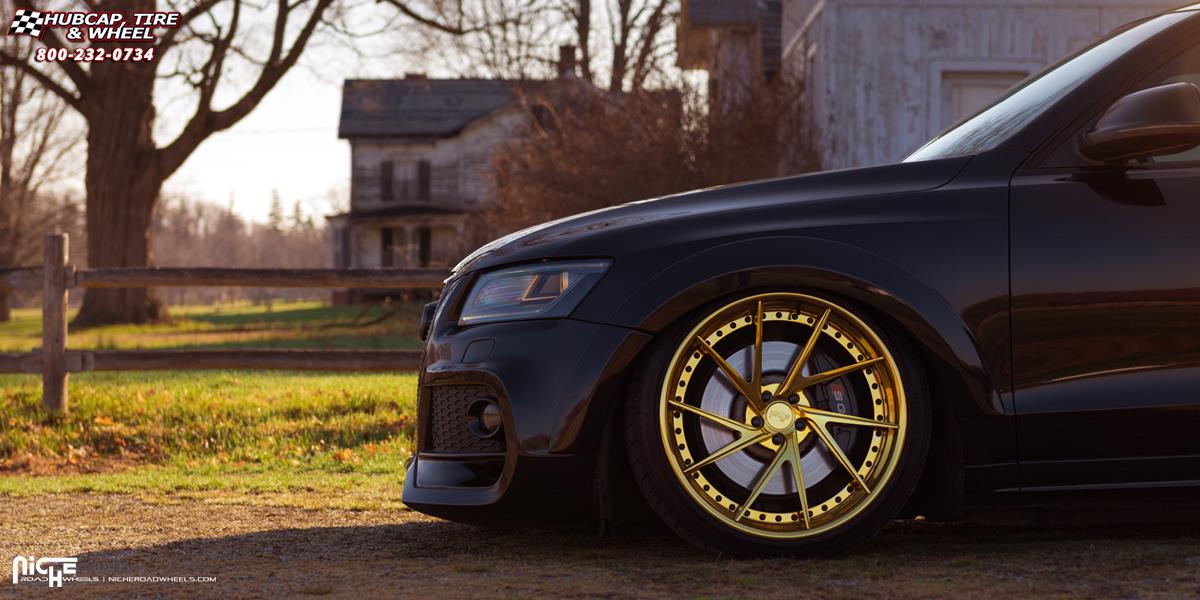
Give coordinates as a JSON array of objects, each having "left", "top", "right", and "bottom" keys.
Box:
[{"left": 404, "top": 4, "right": 1200, "bottom": 555}]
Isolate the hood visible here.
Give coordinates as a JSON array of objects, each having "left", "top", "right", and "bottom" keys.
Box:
[{"left": 455, "top": 156, "right": 972, "bottom": 275}]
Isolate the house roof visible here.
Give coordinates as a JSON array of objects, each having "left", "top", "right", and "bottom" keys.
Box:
[{"left": 338, "top": 78, "right": 546, "bottom": 139}]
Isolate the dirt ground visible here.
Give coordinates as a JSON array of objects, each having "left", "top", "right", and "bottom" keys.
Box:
[{"left": 1, "top": 494, "right": 1198, "bottom": 599}]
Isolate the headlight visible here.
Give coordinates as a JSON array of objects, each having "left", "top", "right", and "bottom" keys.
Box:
[{"left": 458, "top": 260, "right": 611, "bottom": 325}]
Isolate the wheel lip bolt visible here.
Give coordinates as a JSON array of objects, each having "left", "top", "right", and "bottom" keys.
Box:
[
  {"left": 750, "top": 416, "right": 764, "bottom": 428},
  {"left": 787, "top": 393, "right": 801, "bottom": 405}
]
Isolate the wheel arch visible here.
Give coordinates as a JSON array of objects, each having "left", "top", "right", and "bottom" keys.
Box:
[
  {"left": 588, "top": 236, "right": 999, "bottom": 416},
  {"left": 588, "top": 236, "right": 997, "bottom": 522}
]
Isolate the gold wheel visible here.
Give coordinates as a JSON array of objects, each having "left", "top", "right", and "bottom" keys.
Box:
[{"left": 658, "top": 293, "right": 907, "bottom": 539}]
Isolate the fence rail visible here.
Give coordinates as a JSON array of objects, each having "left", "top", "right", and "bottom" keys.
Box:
[
  {"left": 0, "top": 234, "right": 445, "bottom": 413},
  {"left": 2, "top": 266, "right": 447, "bottom": 290}
]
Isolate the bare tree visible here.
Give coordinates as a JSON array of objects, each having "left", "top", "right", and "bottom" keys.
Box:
[
  {"left": 604, "top": 0, "right": 672, "bottom": 92},
  {"left": 569, "top": 0, "right": 593, "bottom": 82},
  {"left": 389, "top": 0, "right": 564, "bottom": 79},
  {"left": 491, "top": 90, "right": 687, "bottom": 230},
  {"left": 397, "top": 0, "right": 675, "bottom": 92},
  {"left": 0, "top": 31, "right": 81, "bottom": 321},
  {"left": 0, "top": 0, "right": 338, "bottom": 325},
  {"left": 492, "top": 79, "right": 820, "bottom": 232}
]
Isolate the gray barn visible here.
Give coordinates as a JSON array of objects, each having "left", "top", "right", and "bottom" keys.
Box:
[{"left": 682, "top": 0, "right": 1179, "bottom": 169}]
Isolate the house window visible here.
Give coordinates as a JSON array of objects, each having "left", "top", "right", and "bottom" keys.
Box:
[
  {"left": 417, "top": 227, "right": 432, "bottom": 267},
  {"left": 380, "top": 227, "right": 395, "bottom": 268},
  {"left": 417, "top": 160, "right": 431, "bottom": 202},
  {"left": 380, "top": 160, "right": 395, "bottom": 202}
]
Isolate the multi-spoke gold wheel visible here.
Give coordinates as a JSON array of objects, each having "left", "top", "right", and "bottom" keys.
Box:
[{"left": 657, "top": 293, "right": 907, "bottom": 539}]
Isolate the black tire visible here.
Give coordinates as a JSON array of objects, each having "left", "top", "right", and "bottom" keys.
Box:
[{"left": 623, "top": 291, "right": 932, "bottom": 557}]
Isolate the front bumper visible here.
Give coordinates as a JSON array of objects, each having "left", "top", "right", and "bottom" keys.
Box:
[{"left": 402, "top": 316, "right": 651, "bottom": 523}]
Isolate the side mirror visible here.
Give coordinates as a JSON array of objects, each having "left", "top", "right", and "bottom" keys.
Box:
[{"left": 1079, "top": 82, "right": 1200, "bottom": 163}]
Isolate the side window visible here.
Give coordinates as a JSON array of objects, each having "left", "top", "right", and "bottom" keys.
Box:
[{"left": 1136, "top": 43, "right": 1200, "bottom": 164}]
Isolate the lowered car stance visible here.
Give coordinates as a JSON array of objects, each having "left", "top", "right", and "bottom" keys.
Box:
[{"left": 405, "top": 5, "right": 1200, "bottom": 556}]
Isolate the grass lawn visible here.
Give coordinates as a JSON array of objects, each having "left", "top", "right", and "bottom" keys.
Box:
[
  {"left": 0, "top": 301, "right": 422, "bottom": 510},
  {"left": 0, "top": 299, "right": 425, "bottom": 352}
]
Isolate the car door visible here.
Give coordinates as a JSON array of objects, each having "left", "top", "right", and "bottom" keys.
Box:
[{"left": 1010, "top": 40, "right": 1200, "bottom": 490}]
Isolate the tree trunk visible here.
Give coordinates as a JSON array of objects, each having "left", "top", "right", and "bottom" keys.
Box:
[
  {"left": 74, "top": 171, "right": 164, "bottom": 326},
  {"left": 0, "top": 289, "right": 10, "bottom": 322},
  {"left": 72, "top": 48, "right": 166, "bottom": 327}
]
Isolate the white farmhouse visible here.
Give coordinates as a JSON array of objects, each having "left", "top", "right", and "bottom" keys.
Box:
[
  {"left": 329, "top": 76, "right": 545, "bottom": 280},
  {"left": 681, "top": 0, "right": 1180, "bottom": 169}
]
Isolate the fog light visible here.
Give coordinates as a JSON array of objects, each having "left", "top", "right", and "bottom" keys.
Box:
[{"left": 467, "top": 398, "right": 503, "bottom": 439}]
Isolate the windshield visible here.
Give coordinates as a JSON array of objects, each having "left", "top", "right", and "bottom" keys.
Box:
[{"left": 905, "top": 12, "right": 1189, "bottom": 162}]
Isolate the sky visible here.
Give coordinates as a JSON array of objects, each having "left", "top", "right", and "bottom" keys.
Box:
[{"left": 165, "top": 66, "right": 350, "bottom": 224}]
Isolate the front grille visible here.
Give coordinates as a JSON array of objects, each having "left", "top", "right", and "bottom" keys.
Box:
[{"left": 424, "top": 385, "right": 505, "bottom": 454}]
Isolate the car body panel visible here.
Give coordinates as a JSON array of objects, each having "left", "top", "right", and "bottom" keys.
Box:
[
  {"left": 414, "top": 146, "right": 1024, "bottom": 510},
  {"left": 1006, "top": 10, "right": 1200, "bottom": 492},
  {"left": 454, "top": 157, "right": 972, "bottom": 275},
  {"left": 1011, "top": 164, "right": 1200, "bottom": 491}
]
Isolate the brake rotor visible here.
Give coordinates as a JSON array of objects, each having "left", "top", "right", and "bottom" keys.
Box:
[{"left": 697, "top": 341, "right": 852, "bottom": 495}]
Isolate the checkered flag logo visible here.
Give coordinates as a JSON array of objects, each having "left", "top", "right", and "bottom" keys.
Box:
[{"left": 8, "top": 9, "right": 45, "bottom": 37}]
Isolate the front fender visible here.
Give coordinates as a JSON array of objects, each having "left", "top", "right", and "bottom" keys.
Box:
[{"left": 575, "top": 235, "right": 1006, "bottom": 420}]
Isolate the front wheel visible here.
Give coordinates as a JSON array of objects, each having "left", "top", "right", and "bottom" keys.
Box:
[{"left": 625, "top": 291, "right": 931, "bottom": 556}]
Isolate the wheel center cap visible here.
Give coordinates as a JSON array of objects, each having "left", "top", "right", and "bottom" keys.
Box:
[{"left": 764, "top": 402, "right": 793, "bottom": 432}]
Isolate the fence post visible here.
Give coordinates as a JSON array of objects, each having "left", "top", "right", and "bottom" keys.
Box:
[{"left": 42, "top": 234, "right": 69, "bottom": 413}]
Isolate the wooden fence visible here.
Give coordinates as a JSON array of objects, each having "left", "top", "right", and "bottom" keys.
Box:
[{"left": 0, "top": 234, "right": 447, "bottom": 413}]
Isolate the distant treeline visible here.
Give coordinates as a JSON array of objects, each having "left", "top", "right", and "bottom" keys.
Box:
[
  {"left": 152, "top": 195, "right": 330, "bottom": 306},
  {"left": 5, "top": 195, "right": 330, "bottom": 310}
]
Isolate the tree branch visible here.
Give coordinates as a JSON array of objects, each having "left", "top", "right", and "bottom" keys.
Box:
[
  {"left": 378, "top": 0, "right": 485, "bottom": 34},
  {"left": 575, "top": 0, "right": 593, "bottom": 82},
  {"left": 156, "top": 0, "right": 227, "bottom": 59},
  {"left": 26, "top": 25, "right": 91, "bottom": 96},
  {"left": 629, "top": 0, "right": 668, "bottom": 91},
  {"left": 195, "top": 0, "right": 242, "bottom": 110},
  {"left": 158, "top": 0, "right": 335, "bottom": 176},
  {"left": 0, "top": 50, "right": 83, "bottom": 113}
]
